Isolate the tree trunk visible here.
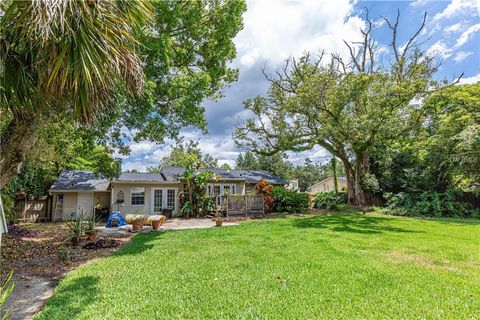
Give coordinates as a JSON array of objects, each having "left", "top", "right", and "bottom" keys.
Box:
[
  {"left": 354, "top": 157, "right": 368, "bottom": 206},
  {"left": 0, "top": 116, "right": 40, "bottom": 188},
  {"left": 332, "top": 157, "right": 338, "bottom": 195},
  {"left": 340, "top": 156, "right": 368, "bottom": 206}
]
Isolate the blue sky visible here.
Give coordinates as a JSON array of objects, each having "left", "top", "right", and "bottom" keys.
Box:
[{"left": 122, "top": 0, "right": 480, "bottom": 172}]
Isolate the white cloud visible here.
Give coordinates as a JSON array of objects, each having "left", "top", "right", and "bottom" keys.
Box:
[
  {"left": 455, "top": 23, "right": 480, "bottom": 48},
  {"left": 427, "top": 41, "right": 453, "bottom": 58},
  {"left": 410, "top": 0, "right": 429, "bottom": 7},
  {"left": 459, "top": 73, "right": 480, "bottom": 84},
  {"left": 453, "top": 51, "right": 473, "bottom": 62},
  {"left": 444, "top": 22, "right": 463, "bottom": 33},
  {"left": 235, "top": 0, "right": 365, "bottom": 68},
  {"left": 433, "top": 0, "right": 480, "bottom": 23}
]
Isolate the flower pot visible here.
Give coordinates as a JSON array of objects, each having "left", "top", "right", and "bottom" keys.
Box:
[
  {"left": 86, "top": 230, "right": 98, "bottom": 241},
  {"left": 132, "top": 221, "right": 144, "bottom": 231},
  {"left": 215, "top": 218, "right": 223, "bottom": 227},
  {"left": 152, "top": 220, "right": 161, "bottom": 230}
]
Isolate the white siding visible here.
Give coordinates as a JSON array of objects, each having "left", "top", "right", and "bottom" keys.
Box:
[{"left": 111, "top": 183, "right": 181, "bottom": 217}]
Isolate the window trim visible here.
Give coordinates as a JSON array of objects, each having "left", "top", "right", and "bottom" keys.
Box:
[{"left": 130, "top": 187, "right": 145, "bottom": 206}]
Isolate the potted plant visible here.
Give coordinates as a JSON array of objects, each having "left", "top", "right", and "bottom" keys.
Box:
[
  {"left": 131, "top": 214, "right": 146, "bottom": 231},
  {"left": 214, "top": 210, "right": 223, "bottom": 227},
  {"left": 65, "top": 215, "right": 85, "bottom": 246},
  {"left": 149, "top": 215, "right": 166, "bottom": 230},
  {"left": 85, "top": 214, "right": 100, "bottom": 241}
]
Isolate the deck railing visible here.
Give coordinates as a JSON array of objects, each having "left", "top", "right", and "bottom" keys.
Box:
[{"left": 216, "top": 195, "right": 264, "bottom": 216}]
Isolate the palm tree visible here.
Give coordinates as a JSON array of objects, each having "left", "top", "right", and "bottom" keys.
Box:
[{"left": 0, "top": 0, "right": 151, "bottom": 186}]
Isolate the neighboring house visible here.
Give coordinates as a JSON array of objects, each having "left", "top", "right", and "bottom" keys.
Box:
[
  {"left": 49, "top": 167, "right": 285, "bottom": 221},
  {"left": 286, "top": 178, "right": 300, "bottom": 192},
  {"left": 307, "top": 176, "right": 348, "bottom": 193}
]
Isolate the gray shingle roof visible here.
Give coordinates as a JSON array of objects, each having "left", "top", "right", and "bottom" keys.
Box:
[
  {"left": 160, "top": 167, "right": 285, "bottom": 185},
  {"left": 116, "top": 172, "right": 176, "bottom": 182},
  {"left": 50, "top": 170, "right": 110, "bottom": 192}
]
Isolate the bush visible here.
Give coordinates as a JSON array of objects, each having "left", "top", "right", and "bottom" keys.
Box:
[
  {"left": 385, "top": 191, "right": 477, "bottom": 218},
  {"left": 272, "top": 186, "right": 309, "bottom": 213},
  {"left": 314, "top": 191, "right": 348, "bottom": 210}
]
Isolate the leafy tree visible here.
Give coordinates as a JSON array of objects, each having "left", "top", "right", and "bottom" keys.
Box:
[
  {"left": 148, "top": 141, "right": 219, "bottom": 171},
  {"left": 219, "top": 163, "right": 232, "bottom": 170},
  {"left": 371, "top": 84, "right": 480, "bottom": 194},
  {"left": 234, "top": 10, "right": 460, "bottom": 205},
  {"left": 257, "top": 153, "right": 293, "bottom": 181},
  {"left": 181, "top": 162, "right": 218, "bottom": 217},
  {"left": 292, "top": 158, "right": 324, "bottom": 191},
  {"left": 235, "top": 151, "right": 259, "bottom": 170},
  {"left": 0, "top": 0, "right": 246, "bottom": 187},
  {"left": 0, "top": 0, "right": 150, "bottom": 186}
]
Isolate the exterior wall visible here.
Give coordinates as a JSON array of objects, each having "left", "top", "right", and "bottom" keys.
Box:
[
  {"left": 111, "top": 182, "right": 182, "bottom": 217},
  {"left": 309, "top": 177, "right": 348, "bottom": 193},
  {"left": 62, "top": 192, "right": 78, "bottom": 220}
]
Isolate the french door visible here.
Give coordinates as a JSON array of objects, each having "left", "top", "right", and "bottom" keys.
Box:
[{"left": 151, "top": 188, "right": 176, "bottom": 214}]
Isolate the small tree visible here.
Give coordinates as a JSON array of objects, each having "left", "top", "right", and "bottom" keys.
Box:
[
  {"left": 255, "top": 179, "right": 274, "bottom": 212},
  {"left": 181, "top": 162, "right": 219, "bottom": 217}
]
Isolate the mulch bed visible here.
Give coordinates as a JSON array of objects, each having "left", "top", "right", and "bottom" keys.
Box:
[{"left": 0, "top": 222, "right": 132, "bottom": 280}]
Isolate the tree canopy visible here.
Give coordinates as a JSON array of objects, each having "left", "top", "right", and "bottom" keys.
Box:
[
  {"left": 0, "top": 0, "right": 246, "bottom": 187},
  {"left": 234, "top": 10, "right": 462, "bottom": 205}
]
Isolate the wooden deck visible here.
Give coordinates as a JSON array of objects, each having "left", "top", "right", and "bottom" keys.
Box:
[{"left": 217, "top": 195, "right": 264, "bottom": 216}]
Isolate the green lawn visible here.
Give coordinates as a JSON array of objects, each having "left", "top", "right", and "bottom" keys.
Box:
[{"left": 36, "top": 213, "right": 480, "bottom": 319}]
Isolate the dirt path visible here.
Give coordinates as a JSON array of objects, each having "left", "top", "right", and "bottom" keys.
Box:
[
  {"left": 2, "top": 276, "right": 57, "bottom": 320},
  {"left": 1, "top": 223, "right": 132, "bottom": 320}
]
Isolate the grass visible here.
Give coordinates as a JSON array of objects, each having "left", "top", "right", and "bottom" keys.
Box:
[{"left": 35, "top": 213, "right": 480, "bottom": 319}]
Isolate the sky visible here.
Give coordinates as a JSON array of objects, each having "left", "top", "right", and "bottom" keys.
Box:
[{"left": 122, "top": 0, "right": 480, "bottom": 172}]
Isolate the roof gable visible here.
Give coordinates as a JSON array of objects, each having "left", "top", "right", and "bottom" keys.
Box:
[{"left": 50, "top": 170, "right": 110, "bottom": 192}]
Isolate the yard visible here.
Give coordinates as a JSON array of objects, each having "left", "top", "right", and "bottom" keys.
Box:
[{"left": 34, "top": 212, "right": 480, "bottom": 319}]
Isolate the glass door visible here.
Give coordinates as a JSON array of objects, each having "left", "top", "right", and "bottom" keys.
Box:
[{"left": 153, "top": 189, "right": 163, "bottom": 213}]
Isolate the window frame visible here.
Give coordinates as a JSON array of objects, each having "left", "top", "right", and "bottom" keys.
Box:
[{"left": 130, "top": 187, "right": 145, "bottom": 206}]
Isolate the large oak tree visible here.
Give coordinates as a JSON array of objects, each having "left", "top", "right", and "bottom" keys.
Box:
[{"left": 234, "top": 10, "right": 461, "bottom": 206}]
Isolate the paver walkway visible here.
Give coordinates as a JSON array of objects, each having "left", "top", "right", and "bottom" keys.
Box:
[{"left": 97, "top": 217, "right": 238, "bottom": 237}]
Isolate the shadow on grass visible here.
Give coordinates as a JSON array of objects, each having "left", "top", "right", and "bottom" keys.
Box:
[
  {"left": 112, "top": 230, "right": 170, "bottom": 256},
  {"left": 292, "top": 214, "right": 421, "bottom": 235},
  {"left": 35, "top": 276, "right": 99, "bottom": 319}
]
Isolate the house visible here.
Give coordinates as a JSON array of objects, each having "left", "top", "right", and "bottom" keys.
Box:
[
  {"left": 307, "top": 176, "right": 348, "bottom": 193},
  {"left": 49, "top": 167, "right": 285, "bottom": 221},
  {"left": 286, "top": 178, "right": 300, "bottom": 192}
]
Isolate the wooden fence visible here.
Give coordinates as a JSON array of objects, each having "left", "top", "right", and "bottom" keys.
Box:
[
  {"left": 14, "top": 197, "right": 52, "bottom": 223},
  {"left": 218, "top": 195, "right": 265, "bottom": 216}
]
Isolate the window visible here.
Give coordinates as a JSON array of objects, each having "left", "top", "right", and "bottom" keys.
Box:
[
  {"left": 223, "top": 185, "right": 230, "bottom": 194},
  {"left": 153, "top": 189, "right": 162, "bottom": 212},
  {"left": 131, "top": 187, "right": 145, "bottom": 205},
  {"left": 232, "top": 185, "right": 235, "bottom": 194},
  {"left": 213, "top": 186, "right": 220, "bottom": 196},
  {"left": 167, "top": 189, "right": 175, "bottom": 209}
]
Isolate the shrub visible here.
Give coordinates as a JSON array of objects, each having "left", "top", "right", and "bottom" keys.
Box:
[
  {"left": 256, "top": 179, "right": 274, "bottom": 212},
  {"left": 314, "top": 191, "right": 347, "bottom": 210},
  {"left": 272, "top": 186, "right": 309, "bottom": 213},
  {"left": 385, "top": 191, "right": 477, "bottom": 218}
]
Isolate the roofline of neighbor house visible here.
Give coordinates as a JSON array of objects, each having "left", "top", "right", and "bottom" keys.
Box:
[{"left": 307, "top": 176, "right": 346, "bottom": 191}]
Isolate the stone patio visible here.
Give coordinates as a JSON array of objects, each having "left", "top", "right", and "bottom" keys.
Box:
[{"left": 97, "top": 218, "right": 238, "bottom": 237}]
